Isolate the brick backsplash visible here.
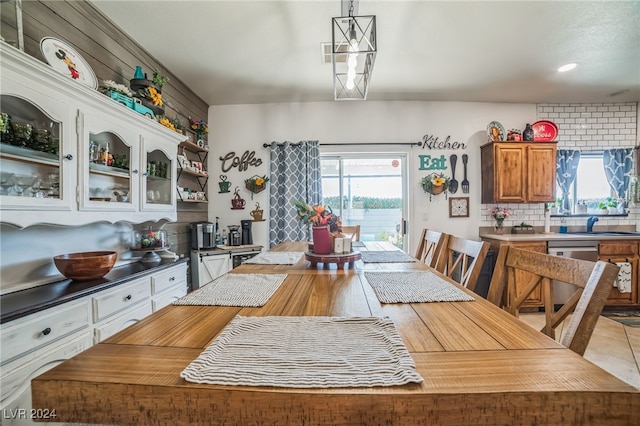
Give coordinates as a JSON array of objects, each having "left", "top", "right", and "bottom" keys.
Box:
[{"left": 481, "top": 102, "right": 639, "bottom": 230}]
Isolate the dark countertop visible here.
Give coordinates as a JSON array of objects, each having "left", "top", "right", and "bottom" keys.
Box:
[{"left": 1, "top": 257, "right": 189, "bottom": 324}]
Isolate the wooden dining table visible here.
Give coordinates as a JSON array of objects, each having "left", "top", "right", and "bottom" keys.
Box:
[{"left": 32, "top": 241, "right": 639, "bottom": 425}]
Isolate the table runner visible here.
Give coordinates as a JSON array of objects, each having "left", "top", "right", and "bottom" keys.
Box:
[
  {"left": 360, "top": 250, "right": 416, "bottom": 263},
  {"left": 244, "top": 251, "right": 304, "bottom": 265},
  {"left": 364, "top": 271, "right": 475, "bottom": 303},
  {"left": 173, "top": 273, "right": 287, "bottom": 307},
  {"left": 180, "top": 316, "right": 423, "bottom": 388}
]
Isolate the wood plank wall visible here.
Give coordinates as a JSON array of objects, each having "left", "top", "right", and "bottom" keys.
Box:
[{"left": 1, "top": 0, "right": 209, "bottom": 259}]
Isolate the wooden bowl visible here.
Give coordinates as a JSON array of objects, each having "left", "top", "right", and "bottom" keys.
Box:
[{"left": 53, "top": 251, "right": 117, "bottom": 281}]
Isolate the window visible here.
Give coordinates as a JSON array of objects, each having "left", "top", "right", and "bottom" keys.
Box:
[{"left": 555, "top": 152, "right": 624, "bottom": 215}]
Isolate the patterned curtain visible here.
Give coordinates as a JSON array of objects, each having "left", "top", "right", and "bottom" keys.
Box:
[
  {"left": 268, "top": 141, "right": 322, "bottom": 247},
  {"left": 603, "top": 149, "right": 634, "bottom": 201},
  {"left": 556, "top": 150, "right": 581, "bottom": 214}
]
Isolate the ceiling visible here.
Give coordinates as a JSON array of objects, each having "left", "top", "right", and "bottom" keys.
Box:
[{"left": 90, "top": 0, "right": 640, "bottom": 106}]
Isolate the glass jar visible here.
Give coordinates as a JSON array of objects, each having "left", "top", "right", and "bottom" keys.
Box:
[{"left": 131, "top": 227, "right": 168, "bottom": 250}]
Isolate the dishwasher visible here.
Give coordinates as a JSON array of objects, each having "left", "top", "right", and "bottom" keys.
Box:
[{"left": 547, "top": 240, "right": 598, "bottom": 305}]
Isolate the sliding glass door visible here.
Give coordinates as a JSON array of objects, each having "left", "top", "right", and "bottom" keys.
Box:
[{"left": 320, "top": 154, "right": 408, "bottom": 251}]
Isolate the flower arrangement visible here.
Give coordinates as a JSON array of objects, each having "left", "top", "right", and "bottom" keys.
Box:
[
  {"left": 245, "top": 175, "right": 269, "bottom": 198},
  {"left": 157, "top": 116, "right": 175, "bottom": 131},
  {"left": 189, "top": 117, "right": 208, "bottom": 136},
  {"left": 420, "top": 172, "right": 451, "bottom": 199},
  {"left": 100, "top": 80, "right": 134, "bottom": 97},
  {"left": 294, "top": 200, "right": 342, "bottom": 233},
  {"left": 489, "top": 206, "right": 511, "bottom": 227}
]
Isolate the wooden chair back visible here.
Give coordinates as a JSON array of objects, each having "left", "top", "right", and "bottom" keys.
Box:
[
  {"left": 341, "top": 225, "right": 360, "bottom": 242},
  {"left": 486, "top": 245, "right": 620, "bottom": 356},
  {"left": 436, "top": 236, "right": 490, "bottom": 291},
  {"left": 414, "top": 229, "right": 448, "bottom": 268}
]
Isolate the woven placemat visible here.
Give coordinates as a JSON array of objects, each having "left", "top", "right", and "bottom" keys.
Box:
[
  {"left": 244, "top": 251, "right": 304, "bottom": 265},
  {"left": 364, "top": 271, "right": 475, "bottom": 303},
  {"left": 360, "top": 250, "right": 416, "bottom": 263},
  {"left": 180, "top": 316, "right": 423, "bottom": 388},
  {"left": 173, "top": 273, "right": 287, "bottom": 307}
]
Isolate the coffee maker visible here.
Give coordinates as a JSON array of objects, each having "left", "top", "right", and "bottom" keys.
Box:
[
  {"left": 241, "top": 219, "right": 253, "bottom": 245},
  {"left": 228, "top": 225, "right": 241, "bottom": 246},
  {"left": 190, "top": 221, "right": 215, "bottom": 250}
]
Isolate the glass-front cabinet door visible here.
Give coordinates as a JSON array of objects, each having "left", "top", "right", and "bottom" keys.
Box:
[
  {"left": 0, "top": 93, "right": 75, "bottom": 214},
  {"left": 78, "top": 112, "right": 140, "bottom": 211},
  {"left": 141, "top": 136, "right": 176, "bottom": 212}
]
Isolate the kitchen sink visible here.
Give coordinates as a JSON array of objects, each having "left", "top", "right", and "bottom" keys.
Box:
[{"left": 566, "top": 231, "right": 640, "bottom": 236}]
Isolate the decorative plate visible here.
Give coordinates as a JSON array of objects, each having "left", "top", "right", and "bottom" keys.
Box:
[
  {"left": 487, "top": 121, "right": 506, "bottom": 142},
  {"left": 532, "top": 120, "right": 559, "bottom": 142},
  {"left": 40, "top": 37, "right": 98, "bottom": 89}
]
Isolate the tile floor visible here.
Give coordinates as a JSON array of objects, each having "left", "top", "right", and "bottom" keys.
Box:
[{"left": 519, "top": 312, "right": 640, "bottom": 389}]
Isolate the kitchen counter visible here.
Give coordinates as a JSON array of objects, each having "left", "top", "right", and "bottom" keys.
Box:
[
  {"left": 479, "top": 231, "right": 640, "bottom": 242},
  {"left": 0, "top": 257, "right": 189, "bottom": 324}
]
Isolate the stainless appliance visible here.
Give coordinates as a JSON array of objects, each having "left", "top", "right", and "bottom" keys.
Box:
[
  {"left": 228, "top": 225, "right": 241, "bottom": 246},
  {"left": 190, "top": 221, "right": 215, "bottom": 250},
  {"left": 548, "top": 240, "right": 598, "bottom": 304}
]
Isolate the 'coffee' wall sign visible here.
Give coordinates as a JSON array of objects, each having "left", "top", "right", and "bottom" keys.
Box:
[{"left": 220, "top": 151, "right": 263, "bottom": 172}]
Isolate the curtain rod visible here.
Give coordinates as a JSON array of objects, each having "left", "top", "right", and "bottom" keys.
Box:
[{"left": 262, "top": 141, "right": 422, "bottom": 148}]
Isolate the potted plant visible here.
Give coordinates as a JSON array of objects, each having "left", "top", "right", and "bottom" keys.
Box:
[
  {"left": 598, "top": 201, "right": 609, "bottom": 215},
  {"left": 420, "top": 172, "right": 451, "bottom": 200}
]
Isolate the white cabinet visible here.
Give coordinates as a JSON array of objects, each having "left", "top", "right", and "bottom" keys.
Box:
[
  {"left": 0, "top": 42, "right": 184, "bottom": 228},
  {"left": 91, "top": 277, "right": 151, "bottom": 322},
  {"left": 190, "top": 252, "right": 231, "bottom": 289},
  {"left": 0, "top": 261, "right": 188, "bottom": 426}
]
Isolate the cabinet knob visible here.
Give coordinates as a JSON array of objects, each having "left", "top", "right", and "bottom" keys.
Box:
[
  {"left": 143, "top": 172, "right": 148, "bottom": 177},
  {"left": 42, "top": 327, "right": 52, "bottom": 336},
  {"left": 125, "top": 294, "right": 132, "bottom": 301},
  {"left": 132, "top": 169, "right": 139, "bottom": 175},
  {"left": 169, "top": 276, "right": 175, "bottom": 281},
  {"left": 64, "top": 154, "right": 73, "bottom": 161}
]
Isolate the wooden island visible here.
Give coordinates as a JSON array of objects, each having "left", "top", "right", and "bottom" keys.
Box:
[{"left": 31, "top": 242, "right": 639, "bottom": 425}]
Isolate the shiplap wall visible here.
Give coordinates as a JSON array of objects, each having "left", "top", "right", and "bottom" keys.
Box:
[{"left": 0, "top": 0, "right": 209, "bottom": 258}]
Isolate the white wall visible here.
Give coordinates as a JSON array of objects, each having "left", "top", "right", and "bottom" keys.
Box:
[{"left": 208, "top": 101, "right": 537, "bottom": 253}]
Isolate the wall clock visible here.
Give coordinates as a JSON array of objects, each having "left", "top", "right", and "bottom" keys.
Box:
[{"left": 449, "top": 197, "right": 469, "bottom": 218}]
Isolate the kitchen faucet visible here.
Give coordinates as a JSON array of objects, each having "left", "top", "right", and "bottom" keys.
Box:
[{"left": 586, "top": 216, "right": 599, "bottom": 232}]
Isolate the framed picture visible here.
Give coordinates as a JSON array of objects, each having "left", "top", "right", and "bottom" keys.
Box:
[{"left": 449, "top": 197, "right": 469, "bottom": 218}]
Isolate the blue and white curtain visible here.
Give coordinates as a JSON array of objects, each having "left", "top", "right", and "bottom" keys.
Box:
[
  {"left": 556, "top": 150, "right": 581, "bottom": 214},
  {"left": 603, "top": 148, "right": 634, "bottom": 202},
  {"left": 268, "top": 140, "right": 322, "bottom": 247}
]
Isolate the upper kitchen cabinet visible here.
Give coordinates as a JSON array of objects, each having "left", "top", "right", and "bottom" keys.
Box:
[
  {"left": 0, "top": 42, "right": 184, "bottom": 227},
  {"left": 480, "top": 142, "right": 557, "bottom": 204}
]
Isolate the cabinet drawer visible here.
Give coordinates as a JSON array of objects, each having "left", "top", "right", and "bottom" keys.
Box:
[
  {"left": 1, "top": 301, "right": 89, "bottom": 365},
  {"left": 151, "top": 263, "right": 187, "bottom": 295},
  {"left": 94, "top": 303, "right": 152, "bottom": 343},
  {"left": 1, "top": 331, "right": 91, "bottom": 405},
  {"left": 598, "top": 241, "right": 639, "bottom": 256},
  {"left": 152, "top": 284, "right": 188, "bottom": 312},
  {"left": 92, "top": 278, "right": 151, "bottom": 322}
]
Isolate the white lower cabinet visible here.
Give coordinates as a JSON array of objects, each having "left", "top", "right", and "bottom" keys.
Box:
[
  {"left": 94, "top": 302, "right": 153, "bottom": 343},
  {"left": 0, "top": 261, "right": 187, "bottom": 426},
  {"left": 1, "top": 331, "right": 92, "bottom": 426}
]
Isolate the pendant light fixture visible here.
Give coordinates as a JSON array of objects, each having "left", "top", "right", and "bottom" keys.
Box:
[{"left": 332, "top": 0, "right": 376, "bottom": 100}]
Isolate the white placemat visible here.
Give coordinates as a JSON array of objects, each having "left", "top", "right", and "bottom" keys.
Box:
[
  {"left": 244, "top": 251, "right": 304, "bottom": 265},
  {"left": 364, "top": 271, "right": 475, "bottom": 303},
  {"left": 360, "top": 250, "right": 416, "bottom": 263},
  {"left": 173, "top": 273, "right": 287, "bottom": 307},
  {"left": 180, "top": 316, "right": 423, "bottom": 388}
]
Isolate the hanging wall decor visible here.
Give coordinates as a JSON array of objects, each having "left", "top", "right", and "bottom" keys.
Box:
[
  {"left": 231, "top": 187, "right": 246, "bottom": 210},
  {"left": 245, "top": 174, "right": 269, "bottom": 199},
  {"left": 420, "top": 172, "right": 450, "bottom": 201}
]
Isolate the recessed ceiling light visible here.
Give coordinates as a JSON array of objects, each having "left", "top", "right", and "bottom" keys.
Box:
[{"left": 558, "top": 63, "right": 578, "bottom": 73}]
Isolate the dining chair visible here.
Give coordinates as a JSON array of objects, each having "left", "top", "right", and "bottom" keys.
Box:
[
  {"left": 486, "top": 244, "right": 620, "bottom": 356},
  {"left": 435, "top": 235, "right": 490, "bottom": 291},
  {"left": 341, "top": 225, "right": 360, "bottom": 242},
  {"left": 414, "top": 229, "right": 449, "bottom": 269}
]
